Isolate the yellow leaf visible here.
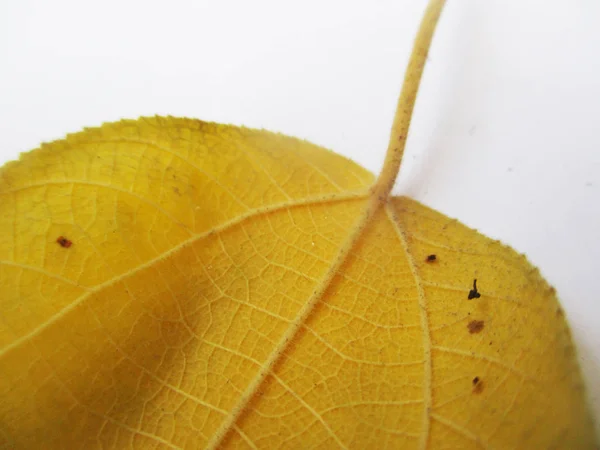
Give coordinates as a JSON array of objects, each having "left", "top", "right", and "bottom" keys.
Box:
[{"left": 0, "top": 1, "right": 596, "bottom": 449}]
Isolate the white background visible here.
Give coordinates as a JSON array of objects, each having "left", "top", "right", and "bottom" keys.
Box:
[{"left": 1, "top": 0, "right": 599, "bottom": 436}]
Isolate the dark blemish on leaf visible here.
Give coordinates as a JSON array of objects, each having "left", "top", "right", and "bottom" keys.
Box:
[
  {"left": 556, "top": 307, "right": 564, "bottom": 318},
  {"left": 468, "top": 279, "right": 481, "bottom": 299},
  {"left": 173, "top": 187, "right": 181, "bottom": 195},
  {"left": 426, "top": 254, "right": 437, "bottom": 263},
  {"left": 467, "top": 320, "right": 484, "bottom": 334},
  {"left": 56, "top": 236, "right": 72, "bottom": 248},
  {"left": 472, "top": 377, "right": 484, "bottom": 394}
]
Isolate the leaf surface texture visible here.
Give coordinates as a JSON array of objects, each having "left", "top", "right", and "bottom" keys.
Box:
[{"left": 0, "top": 118, "right": 595, "bottom": 449}]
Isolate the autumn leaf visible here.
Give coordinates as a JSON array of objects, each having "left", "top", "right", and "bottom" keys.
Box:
[{"left": 0, "top": 1, "right": 596, "bottom": 449}]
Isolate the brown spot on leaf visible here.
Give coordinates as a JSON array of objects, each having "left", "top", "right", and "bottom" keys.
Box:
[
  {"left": 467, "top": 320, "right": 484, "bottom": 334},
  {"left": 472, "top": 377, "right": 484, "bottom": 394},
  {"left": 56, "top": 236, "right": 72, "bottom": 248},
  {"left": 426, "top": 254, "right": 437, "bottom": 263}
]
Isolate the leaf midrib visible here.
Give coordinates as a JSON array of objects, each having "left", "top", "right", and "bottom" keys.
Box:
[
  {"left": 204, "top": 194, "right": 379, "bottom": 450},
  {"left": 204, "top": 196, "right": 434, "bottom": 450}
]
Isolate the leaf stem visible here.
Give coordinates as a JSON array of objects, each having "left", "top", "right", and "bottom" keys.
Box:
[{"left": 372, "top": 0, "right": 446, "bottom": 201}]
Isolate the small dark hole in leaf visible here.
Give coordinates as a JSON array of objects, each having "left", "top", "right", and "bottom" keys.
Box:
[
  {"left": 426, "top": 254, "right": 437, "bottom": 262},
  {"left": 56, "top": 236, "right": 72, "bottom": 248}
]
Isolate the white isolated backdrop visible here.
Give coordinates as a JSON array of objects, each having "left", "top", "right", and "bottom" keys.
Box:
[{"left": 1, "top": 0, "right": 599, "bottom": 436}]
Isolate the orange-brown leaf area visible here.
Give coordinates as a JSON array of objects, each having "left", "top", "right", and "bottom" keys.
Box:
[{"left": 0, "top": 118, "right": 596, "bottom": 449}]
